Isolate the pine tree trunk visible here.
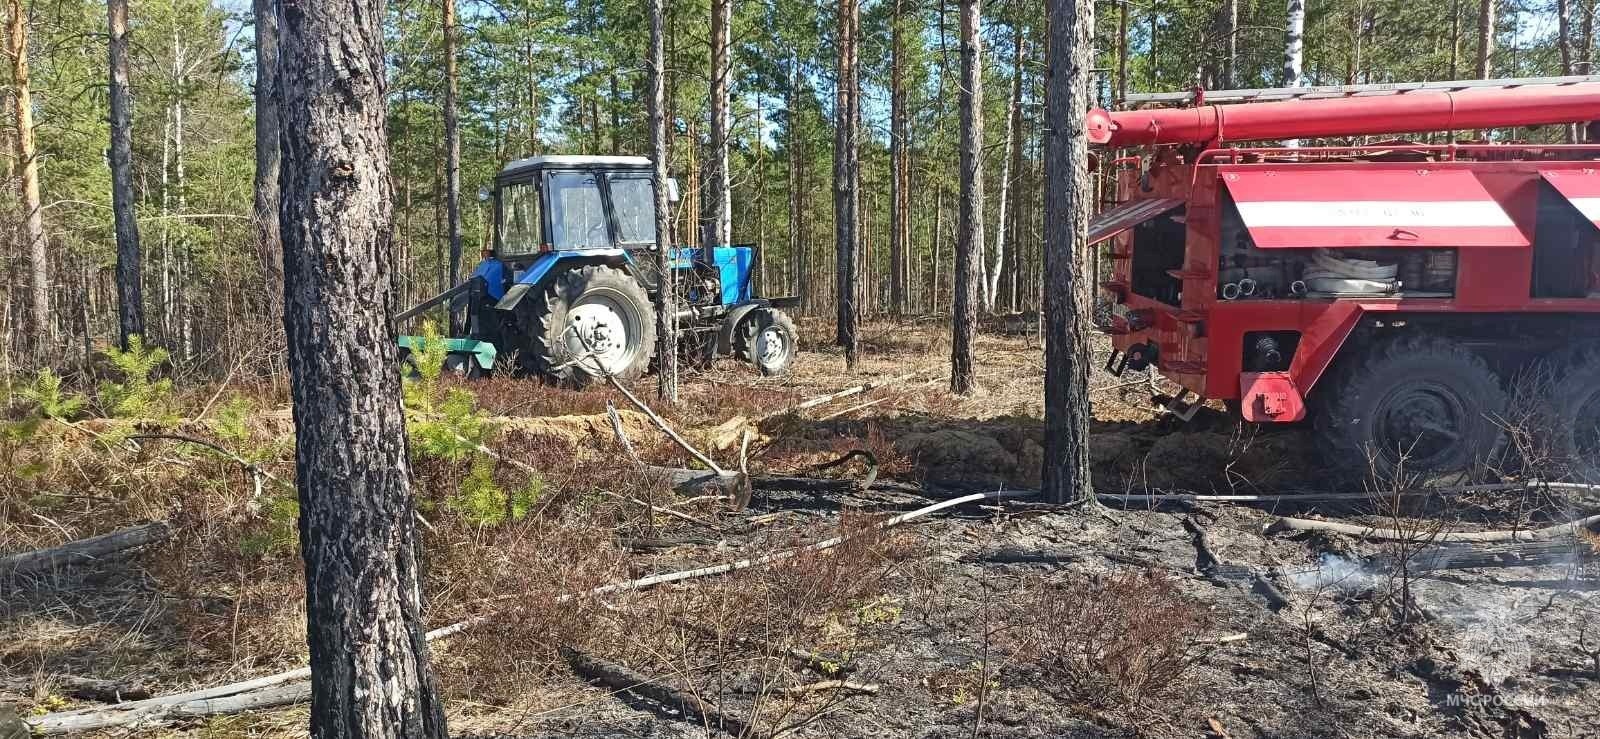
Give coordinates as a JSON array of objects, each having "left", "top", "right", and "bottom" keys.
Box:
[
  {"left": 254, "top": 0, "right": 283, "bottom": 327},
  {"left": 1562, "top": 0, "right": 1577, "bottom": 141},
  {"left": 988, "top": 13, "right": 1023, "bottom": 314},
  {"left": 889, "top": 0, "right": 907, "bottom": 317},
  {"left": 834, "top": 0, "right": 860, "bottom": 365},
  {"left": 952, "top": 0, "right": 983, "bottom": 395},
  {"left": 704, "top": 0, "right": 732, "bottom": 250},
  {"left": 443, "top": 0, "right": 463, "bottom": 297},
  {"left": 277, "top": 0, "right": 449, "bottom": 734},
  {"left": 6, "top": 0, "right": 45, "bottom": 355},
  {"left": 788, "top": 56, "right": 806, "bottom": 313},
  {"left": 1116, "top": 0, "right": 1128, "bottom": 102},
  {"left": 1042, "top": 0, "right": 1093, "bottom": 504},
  {"left": 1223, "top": 0, "right": 1237, "bottom": 87},
  {"left": 105, "top": 0, "right": 143, "bottom": 349},
  {"left": 1476, "top": 0, "right": 1495, "bottom": 78},
  {"left": 650, "top": 0, "right": 677, "bottom": 403}
]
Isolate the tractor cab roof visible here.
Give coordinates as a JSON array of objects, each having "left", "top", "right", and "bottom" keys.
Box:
[{"left": 497, "top": 154, "right": 652, "bottom": 181}]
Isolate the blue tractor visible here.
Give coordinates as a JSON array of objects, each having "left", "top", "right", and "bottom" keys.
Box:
[{"left": 396, "top": 155, "right": 799, "bottom": 383}]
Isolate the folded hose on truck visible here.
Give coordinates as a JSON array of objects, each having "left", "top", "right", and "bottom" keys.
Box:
[{"left": 1303, "top": 249, "right": 1400, "bottom": 294}]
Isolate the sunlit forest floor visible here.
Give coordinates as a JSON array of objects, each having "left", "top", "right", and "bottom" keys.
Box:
[{"left": 3, "top": 319, "right": 1598, "bottom": 737}]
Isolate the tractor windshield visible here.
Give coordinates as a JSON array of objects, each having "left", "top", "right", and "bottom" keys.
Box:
[
  {"left": 498, "top": 180, "right": 542, "bottom": 256},
  {"left": 547, "top": 171, "right": 612, "bottom": 249},
  {"left": 608, "top": 174, "right": 656, "bottom": 245}
]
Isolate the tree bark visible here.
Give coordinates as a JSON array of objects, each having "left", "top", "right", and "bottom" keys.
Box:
[
  {"left": 254, "top": 0, "right": 283, "bottom": 328},
  {"left": 442, "top": 0, "right": 463, "bottom": 302},
  {"left": 834, "top": 0, "right": 860, "bottom": 365},
  {"left": 952, "top": 0, "right": 983, "bottom": 394},
  {"left": 704, "top": 0, "right": 732, "bottom": 251},
  {"left": 1042, "top": 0, "right": 1094, "bottom": 503},
  {"left": 650, "top": 0, "right": 677, "bottom": 403},
  {"left": 276, "top": 0, "right": 448, "bottom": 735},
  {"left": 1476, "top": 0, "right": 1495, "bottom": 78},
  {"left": 106, "top": 0, "right": 144, "bottom": 349}
]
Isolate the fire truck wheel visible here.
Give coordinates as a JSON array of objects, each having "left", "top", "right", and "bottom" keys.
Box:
[
  {"left": 1315, "top": 335, "right": 1507, "bottom": 481},
  {"left": 527, "top": 264, "right": 657, "bottom": 385},
  {"left": 1539, "top": 346, "right": 1600, "bottom": 483},
  {"left": 733, "top": 308, "right": 798, "bottom": 376}
]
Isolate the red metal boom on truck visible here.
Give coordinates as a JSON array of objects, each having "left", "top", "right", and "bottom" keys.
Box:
[{"left": 1089, "top": 76, "right": 1600, "bottom": 481}]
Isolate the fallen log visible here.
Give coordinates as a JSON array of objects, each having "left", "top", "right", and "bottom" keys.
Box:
[
  {"left": 561, "top": 647, "right": 752, "bottom": 738},
  {"left": 0, "top": 675, "right": 152, "bottom": 703},
  {"left": 1, "top": 522, "right": 171, "bottom": 576},
  {"left": 25, "top": 490, "right": 1004, "bottom": 735},
  {"left": 28, "top": 683, "right": 310, "bottom": 734},
  {"left": 1265, "top": 509, "right": 1600, "bottom": 542}
]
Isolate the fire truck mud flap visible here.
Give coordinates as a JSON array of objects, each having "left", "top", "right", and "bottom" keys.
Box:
[{"left": 1239, "top": 372, "right": 1306, "bottom": 422}]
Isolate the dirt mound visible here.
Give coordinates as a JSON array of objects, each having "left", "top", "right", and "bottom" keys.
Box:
[{"left": 1134, "top": 429, "right": 1315, "bottom": 492}]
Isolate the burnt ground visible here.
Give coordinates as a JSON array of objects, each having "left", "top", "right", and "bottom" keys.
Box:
[{"left": 2, "top": 319, "right": 1599, "bottom": 738}]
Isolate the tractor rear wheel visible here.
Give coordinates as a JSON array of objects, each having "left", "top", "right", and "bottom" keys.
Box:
[
  {"left": 526, "top": 264, "right": 656, "bottom": 384},
  {"left": 1314, "top": 335, "right": 1507, "bottom": 482},
  {"left": 1534, "top": 345, "right": 1600, "bottom": 482},
  {"left": 733, "top": 308, "right": 798, "bottom": 376}
]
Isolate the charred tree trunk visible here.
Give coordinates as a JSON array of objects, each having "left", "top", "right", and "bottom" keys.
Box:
[
  {"left": 834, "top": 0, "right": 860, "bottom": 365},
  {"left": 704, "top": 0, "right": 732, "bottom": 250},
  {"left": 952, "top": 0, "right": 983, "bottom": 394},
  {"left": 1476, "top": 0, "right": 1495, "bottom": 78},
  {"left": 277, "top": 0, "right": 448, "bottom": 735},
  {"left": 106, "top": 0, "right": 144, "bottom": 348},
  {"left": 254, "top": 0, "right": 283, "bottom": 327},
  {"left": 1042, "top": 0, "right": 1094, "bottom": 503},
  {"left": 442, "top": 0, "right": 463, "bottom": 301},
  {"left": 650, "top": 0, "right": 677, "bottom": 403},
  {"left": 7, "top": 0, "right": 46, "bottom": 357}
]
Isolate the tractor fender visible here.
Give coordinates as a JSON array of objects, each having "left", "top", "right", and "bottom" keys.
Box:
[
  {"left": 493, "top": 249, "right": 630, "bottom": 311},
  {"left": 715, "top": 300, "right": 773, "bottom": 355}
]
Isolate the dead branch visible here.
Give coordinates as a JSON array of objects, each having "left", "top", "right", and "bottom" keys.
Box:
[
  {"left": 1, "top": 522, "right": 172, "bottom": 576},
  {"left": 781, "top": 680, "right": 879, "bottom": 696},
  {"left": 755, "top": 370, "right": 925, "bottom": 422},
  {"left": 561, "top": 646, "right": 753, "bottom": 738},
  {"left": 607, "top": 402, "right": 746, "bottom": 499},
  {"left": 1265, "top": 509, "right": 1600, "bottom": 542},
  {"left": 570, "top": 329, "right": 728, "bottom": 475}
]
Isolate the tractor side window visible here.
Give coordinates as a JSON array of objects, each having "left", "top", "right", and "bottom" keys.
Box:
[
  {"left": 547, "top": 172, "right": 611, "bottom": 249},
  {"left": 609, "top": 175, "right": 657, "bottom": 245},
  {"left": 499, "top": 180, "right": 542, "bottom": 256}
]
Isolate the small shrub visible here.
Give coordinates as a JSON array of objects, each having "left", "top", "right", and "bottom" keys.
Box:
[
  {"left": 1008, "top": 570, "right": 1210, "bottom": 708},
  {"left": 98, "top": 335, "right": 174, "bottom": 419}
]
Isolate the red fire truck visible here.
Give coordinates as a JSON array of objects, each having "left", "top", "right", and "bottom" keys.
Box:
[{"left": 1088, "top": 76, "right": 1600, "bottom": 481}]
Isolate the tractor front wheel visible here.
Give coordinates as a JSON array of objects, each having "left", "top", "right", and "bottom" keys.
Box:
[
  {"left": 526, "top": 264, "right": 656, "bottom": 385},
  {"left": 1314, "top": 335, "right": 1507, "bottom": 482},
  {"left": 734, "top": 308, "right": 798, "bottom": 376}
]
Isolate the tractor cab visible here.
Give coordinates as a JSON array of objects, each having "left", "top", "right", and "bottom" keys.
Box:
[{"left": 397, "top": 155, "right": 799, "bottom": 384}]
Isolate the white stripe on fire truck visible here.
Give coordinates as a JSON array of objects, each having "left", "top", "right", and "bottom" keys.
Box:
[
  {"left": 1561, "top": 197, "right": 1600, "bottom": 223},
  {"left": 1234, "top": 201, "right": 1515, "bottom": 228}
]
